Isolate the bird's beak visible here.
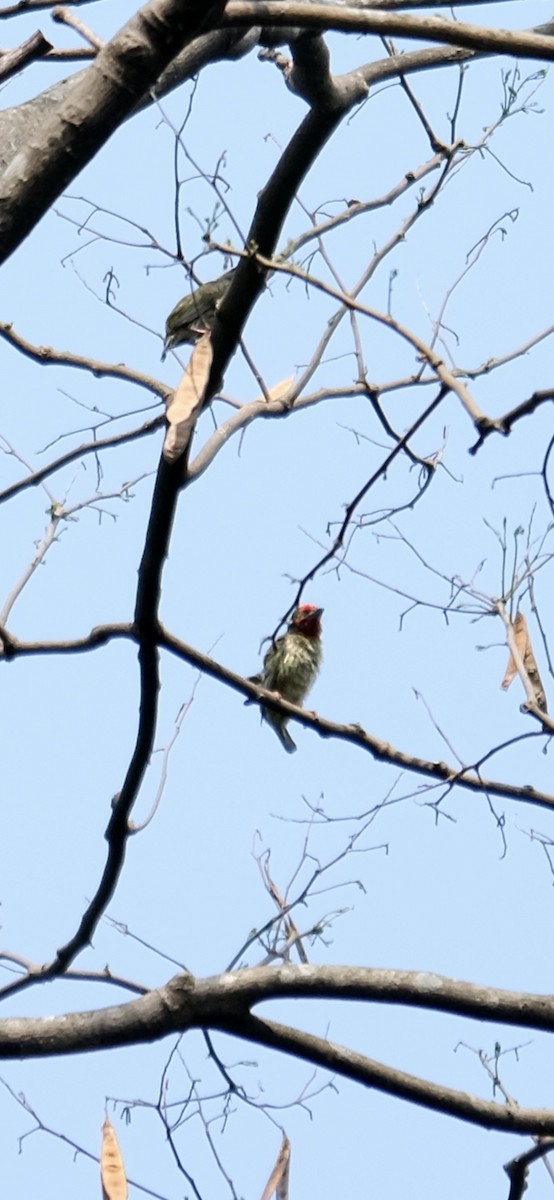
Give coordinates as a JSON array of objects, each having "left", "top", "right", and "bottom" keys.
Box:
[{"left": 314, "top": 608, "right": 324, "bottom": 618}]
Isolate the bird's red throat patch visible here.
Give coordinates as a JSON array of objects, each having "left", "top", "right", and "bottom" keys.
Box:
[{"left": 293, "top": 606, "right": 323, "bottom": 638}]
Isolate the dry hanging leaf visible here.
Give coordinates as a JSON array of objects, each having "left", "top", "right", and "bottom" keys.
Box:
[
  {"left": 252, "top": 376, "right": 294, "bottom": 404},
  {"left": 501, "top": 611, "right": 547, "bottom": 713},
  {"left": 101, "top": 1118, "right": 128, "bottom": 1200},
  {"left": 163, "top": 333, "right": 213, "bottom": 463},
  {"left": 260, "top": 1135, "right": 291, "bottom": 1200},
  {"left": 521, "top": 630, "right": 548, "bottom": 713},
  {"left": 501, "top": 612, "right": 528, "bottom": 691}
]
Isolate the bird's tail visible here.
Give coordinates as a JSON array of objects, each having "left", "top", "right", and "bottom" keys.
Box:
[
  {"left": 271, "top": 721, "right": 297, "bottom": 754},
  {"left": 245, "top": 683, "right": 298, "bottom": 752}
]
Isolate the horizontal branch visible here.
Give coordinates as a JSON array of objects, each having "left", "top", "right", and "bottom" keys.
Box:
[
  {"left": 0, "top": 0, "right": 93, "bottom": 16},
  {"left": 4, "top": 963, "right": 554, "bottom": 1133},
  {"left": 225, "top": 4, "right": 554, "bottom": 62}
]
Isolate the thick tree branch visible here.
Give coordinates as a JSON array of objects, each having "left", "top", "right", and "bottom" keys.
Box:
[
  {"left": 0, "top": 39, "right": 478, "bottom": 188},
  {"left": 206, "top": 75, "right": 367, "bottom": 402},
  {"left": 0, "top": 0, "right": 227, "bottom": 262},
  {"left": 224, "top": 5, "right": 554, "bottom": 62},
  {"left": 0, "top": 27, "right": 262, "bottom": 177},
  {"left": 6, "top": 960, "right": 554, "bottom": 1043},
  {"left": 3, "top": 963, "right": 554, "bottom": 1133},
  {"left": 234, "top": 1011, "right": 554, "bottom": 1134}
]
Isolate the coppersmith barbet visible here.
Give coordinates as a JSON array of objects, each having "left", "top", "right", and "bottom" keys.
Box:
[
  {"left": 247, "top": 605, "right": 324, "bottom": 753},
  {"left": 162, "top": 269, "right": 235, "bottom": 358}
]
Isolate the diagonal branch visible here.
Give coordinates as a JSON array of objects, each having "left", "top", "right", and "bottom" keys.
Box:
[
  {"left": 232, "top": 1011, "right": 554, "bottom": 1134},
  {"left": 4, "top": 621, "right": 554, "bottom": 814},
  {"left": 0, "top": 419, "right": 163, "bottom": 505},
  {"left": 0, "top": 30, "right": 52, "bottom": 80},
  {"left": 0, "top": 0, "right": 227, "bottom": 262},
  {"left": 250, "top": 253, "right": 493, "bottom": 431}
]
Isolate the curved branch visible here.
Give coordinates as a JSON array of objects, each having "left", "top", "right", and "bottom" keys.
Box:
[
  {"left": 5, "top": 959, "right": 554, "bottom": 1040},
  {"left": 0, "top": 322, "right": 170, "bottom": 398},
  {"left": 49, "top": 457, "right": 186, "bottom": 972},
  {"left": 3, "top": 962, "right": 554, "bottom": 1134},
  {"left": 233, "top": 1011, "right": 554, "bottom": 1134},
  {"left": 225, "top": 5, "right": 554, "bottom": 63}
]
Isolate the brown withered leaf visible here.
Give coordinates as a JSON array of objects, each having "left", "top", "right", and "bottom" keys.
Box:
[
  {"left": 163, "top": 333, "right": 213, "bottom": 463},
  {"left": 101, "top": 1118, "right": 128, "bottom": 1200},
  {"left": 501, "top": 611, "right": 548, "bottom": 713},
  {"left": 252, "top": 376, "right": 294, "bottom": 404},
  {"left": 501, "top": 612, "right": 528, "bottom": 691},
  {"left": 260, "top": 1135, "right": 291, "bottom": 1200}
]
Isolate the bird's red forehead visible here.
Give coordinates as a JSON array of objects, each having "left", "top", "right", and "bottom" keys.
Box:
[{"left": 292, "top": 604, "right": 323, "bottom": 634}]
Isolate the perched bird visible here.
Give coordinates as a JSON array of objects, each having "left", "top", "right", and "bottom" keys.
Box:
[
  {"left": 248, "top": 605, "right": 324, "bottom": 753},
  {"left": 162, "top": 269, "right": 235, "bottom": 358}
]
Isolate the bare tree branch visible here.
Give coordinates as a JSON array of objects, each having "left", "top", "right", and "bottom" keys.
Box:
[
  {"left": 3, "top": 962, "right": 554, "bottom": 1134},
  {"left": 3, "top": 620, "right": 554, "bottom": 814},
  {"left": 0, "top": 0, "right": 228, "bottom": 261},
  {"left": 0, "top": 30, "right": 52, "bottom": 80},
  {"left": 224, "top": 5, "right": 554, "bottom": 62}
]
